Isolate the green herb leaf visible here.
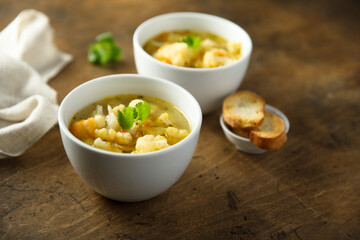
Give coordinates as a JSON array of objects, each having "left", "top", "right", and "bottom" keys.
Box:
[
  {"left": 88, "top": 45, "right": 99, "bottom": 63},
  {"left": 135, "top": 101, "right": 151, "bottom": 122},
  {"left": 117, "top": 108, "right": 135, "bottom": 130},
  {"left": 88, "top": 32, "right": 122, "bottom": 66},
  {"left": 116, "top": 101, "right": 151, "bottom": 130},
  {"left": 95, "top": 32, "right": 115, "bottom": 43},
  {"left": 181, "top": 35, "right": 201, "bottom": 48}
]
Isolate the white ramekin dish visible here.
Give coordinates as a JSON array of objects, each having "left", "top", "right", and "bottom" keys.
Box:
[
  {"left": 133, "top": 12, "right": 252, "bottom": 114},
  {"left": 220, "top": 105, "right": 290, "bottom": 154},
  {"left": 58, "top": 74, "right": 202, "bottom": 202}
]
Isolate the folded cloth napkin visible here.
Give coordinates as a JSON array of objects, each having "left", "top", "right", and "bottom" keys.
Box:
[{"left": 0, "top": 9, "right": 72, "bottom": 158}]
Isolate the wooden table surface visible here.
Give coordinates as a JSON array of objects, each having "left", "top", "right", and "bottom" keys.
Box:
[{"left": 1, "top": 0, "right": 359, "bottom": 239}]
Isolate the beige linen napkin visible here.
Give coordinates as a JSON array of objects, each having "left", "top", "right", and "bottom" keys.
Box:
[{"left": 0, "top": 9, "right": 72, "bottom": 158}]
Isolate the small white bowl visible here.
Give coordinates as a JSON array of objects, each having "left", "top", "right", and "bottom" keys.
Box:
[
  {"left": 58, "top": 74, "right": 202, "bottom": 202},
  {"left": 133, "top": 12, "right": 252, "bottom": 114},
  {"left": 220, "top": 105, "right": 290, "bottom": 154}
]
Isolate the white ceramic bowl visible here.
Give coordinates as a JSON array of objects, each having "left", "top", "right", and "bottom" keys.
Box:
[
  {"left": 133, "top": 12, "right": 252, "bottom": 114},
  {"left": 58, "top": 74, "right": 202, "bottom": 202},
  {"left": 220, "top": 105, "right": 290, "bottom": 154}
]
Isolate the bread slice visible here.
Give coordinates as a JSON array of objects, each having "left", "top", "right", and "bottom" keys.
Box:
[
  {"left": 231, "top": 127, "right": 250, "bottom": 138},
  {"left": 223, "top": 91, "right": 265, "bottom": 129},
  {"left": 249, "top": 111, "right": 287, "bottom": 150}
]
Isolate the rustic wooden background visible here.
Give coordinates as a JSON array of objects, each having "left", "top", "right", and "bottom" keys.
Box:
[{"left": 1, "top": 0, "right": 359, "bottom": 239}]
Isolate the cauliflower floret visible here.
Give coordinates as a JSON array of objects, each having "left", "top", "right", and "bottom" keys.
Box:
[
  {"left": 155, "top": 113, "right": 172, "bottom": 127},
  {"left": 134, "top": 135, "right": 169, "bottom": 153},
  {"left": 93, "top": 138, "right": 122, "bottom": 153},
  {"left": 165, "top": 127, "right": 188, "bottom": 145},
  {"left": 95, "top": 128, "right": 133, "bottom": 145},
  {"left": 129, "top": 99, "right": 144, "bottom": 108},
  {"left": 227, "top": 41, "right": 241, "bottom": 56},
  {"left": 92, "top": 105, "right": 104, "bottom": 116},
  {"left": 115, "top": 131, "right": 133, "bottom": 145},
  {"left": 94, "top": 115, "right": 106, "bottom": 129},
  {"left": 201, "top": 39, "right": 217, "bottom": 51},
  {"left": 202, "top": 49, "right": 236, "bottom": 68},
  {"left": 153, "top": 42, "right": 194, "bottom": 67},
  {"left": 95, "top": 128, "right": 116, "bottom": 141},
  {"left": 106, "top": 105, "right": 120, "bottom": 130},
  {"left": 112, "top": 104, "right": 125, "bottom": 115}
]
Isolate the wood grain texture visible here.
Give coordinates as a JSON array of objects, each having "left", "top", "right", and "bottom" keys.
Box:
[{"left": 1, "top": 0, "right": 359, "bottom": 239}]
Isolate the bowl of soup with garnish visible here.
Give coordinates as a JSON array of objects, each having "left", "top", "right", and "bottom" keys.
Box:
[
  {"left": 133, "top": 12, "right": 252, "bottom": 114},
  {"left": 58, "top": 74, "right": 202, "bottom": 202}
]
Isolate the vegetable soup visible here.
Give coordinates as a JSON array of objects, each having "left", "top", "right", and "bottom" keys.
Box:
[
  {"left": 143, "top": 30, "right": 242, "bottom": 68},
  {"left": 69, "top": 94, "right": 191, "bottom": 154}
]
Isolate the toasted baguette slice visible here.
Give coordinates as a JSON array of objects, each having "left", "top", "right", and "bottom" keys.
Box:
[
  {"left": 223, "top": 91, "right": 265, "bottom": 129},
  {"left": 249, "top": 111, "right": 287, "bottom": 150},
  {"left": 231, "top": 127, "right": 250, "bottom": 138}
]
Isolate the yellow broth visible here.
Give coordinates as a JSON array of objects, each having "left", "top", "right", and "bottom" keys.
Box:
[
  {"left": 69, "top": 94, "right": 191, "bottom": 154},
  {"left": 143, "top": 30, "right": 242, "bottom": 68}
]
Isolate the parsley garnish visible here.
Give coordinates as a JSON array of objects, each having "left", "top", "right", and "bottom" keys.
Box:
[
  {"left": 135, "top": 101, "right": 151, "bottom": 121},
  {"left": 117, "top": 101, "right": 151, "bottom": 130},
  {"left": 181, "top": 35, "right": 201, "bottom": 48},
  {"left": 88, "top": 32, "right": 122, "bottom": 66},
  {"left": 117, "top": 106, "right": 136, "bottom": 130}
]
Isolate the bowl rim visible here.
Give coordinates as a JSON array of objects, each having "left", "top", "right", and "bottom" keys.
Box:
[
  {"left": 133, "top": 11, "right": 253, "bottom": 72},
  {"left": 220, "top": 104, "right": 290, "bottom": 143},
  {"left": 58, "top": 74, "right": 202, "bottom": 158}
]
